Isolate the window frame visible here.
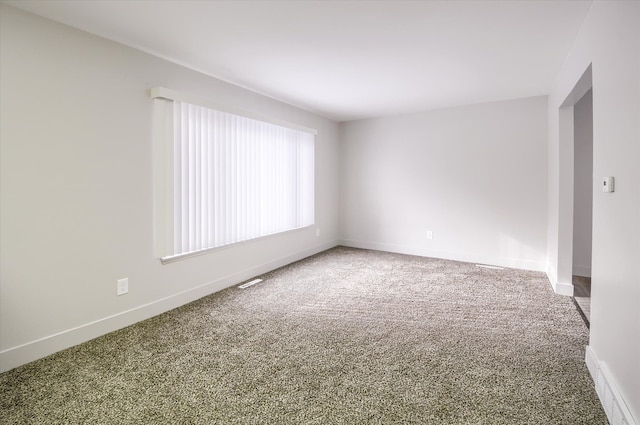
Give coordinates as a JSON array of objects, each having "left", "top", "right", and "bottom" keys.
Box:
[{"left": 151, "top": 87, "right": 317, "bottom": 264}]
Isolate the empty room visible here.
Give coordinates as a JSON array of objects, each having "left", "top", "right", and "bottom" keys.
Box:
[{"left": 1, "top": 1, "right": 638, "bottom": 424}]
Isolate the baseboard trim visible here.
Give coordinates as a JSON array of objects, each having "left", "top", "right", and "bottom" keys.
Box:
[
  {"left": 586, "top": 346, "right": 638, "bottom": 425},
  {"left": 545, "top": 266, "right": 574, "bottom": 296},
  {"left": 338, "top": 239, "right": 546, "bottom": 272},
  {"left": 0, "top": 240, "right": 339, "bottom": 373},
  {"left": 554, "top": 281, "right": 574, "bottom": 296}
]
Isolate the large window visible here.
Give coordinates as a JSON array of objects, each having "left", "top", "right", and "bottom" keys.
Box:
[{"left": 151, "top": 88, "right": 315, "bottom": 262}]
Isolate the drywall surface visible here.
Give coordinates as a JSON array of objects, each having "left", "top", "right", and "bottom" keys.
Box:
[
  {"left": 547, "top": 1, "right": 640, "bottom": 421},
  {"left": 339, "top": 96, "right": 548, "bottom": 271},
  {"left": 572, "top": 90, "right": 593, "bottom": 277},
  {"left": 0, "top": 6, "right": 340, "bottom": 371}
]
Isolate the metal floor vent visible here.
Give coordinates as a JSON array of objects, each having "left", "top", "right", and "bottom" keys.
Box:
[
  {"left": 475, "top": 264, "right": 504, "bottom": 270},
  {"left": 238, "top": 278, "right": 263, "bottom": 289}
]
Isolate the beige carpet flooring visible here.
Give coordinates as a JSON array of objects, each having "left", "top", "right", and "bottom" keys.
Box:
[{"left": 0, "top": 247, "right": 607, "bottom": 424}]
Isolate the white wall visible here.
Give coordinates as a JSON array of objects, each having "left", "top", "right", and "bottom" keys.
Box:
[
  {"left": 339, "top": 96, "right": 548, "bottom": 271},
  {"left": 547, "top": 1, "right": 640, "bottom": 422},
  {"left": 0, "top": 6, "right": 340, "bottom": 372},
  {"left": 572, "top": 90, "right": 593, "bottom": 277}
]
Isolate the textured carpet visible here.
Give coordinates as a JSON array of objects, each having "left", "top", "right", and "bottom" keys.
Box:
[{"left": 0, "top": 247, "right": 607, "bottom": 424}]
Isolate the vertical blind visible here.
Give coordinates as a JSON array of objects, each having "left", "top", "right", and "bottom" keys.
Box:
[{"left": 152, "top": 89, "right": 315, "bottom": 260}]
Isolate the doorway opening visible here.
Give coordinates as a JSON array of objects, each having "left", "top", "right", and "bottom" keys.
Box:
[
  {"left": 572, "top": 88, "right": 593, "bottom": 326},
  {"left": 557, "top": 64, "right": 592, "bottom": 326}
]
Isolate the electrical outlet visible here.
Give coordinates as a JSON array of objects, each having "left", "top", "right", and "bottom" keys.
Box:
[
  {"left": 117, "top": 278, "right": 129, "bottom": 296},
  {"left": 426, "top": 230, "right": 433, "bottom": 240},
  {"left": 316, "top": 228, "right": 321, "bottom": 237}
]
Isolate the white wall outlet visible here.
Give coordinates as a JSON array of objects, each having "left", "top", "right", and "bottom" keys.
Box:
[
  {"left": 316, "top": 228, "right": 320, "bottom": 237},
  {"left": 117, "top": 278, "right": 129, "bottom": 296},
  {"left": 426, "top": 230, "right": 433, "bottom": 240}
]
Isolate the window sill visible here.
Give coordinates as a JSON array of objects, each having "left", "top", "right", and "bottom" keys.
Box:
[{"left": 159, "top": 225, "right": 314, "bottom": 265}]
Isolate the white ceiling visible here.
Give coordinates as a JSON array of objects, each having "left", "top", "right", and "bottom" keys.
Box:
[{"left": 4, "top": 0, "right": 592, "bottom": 122}]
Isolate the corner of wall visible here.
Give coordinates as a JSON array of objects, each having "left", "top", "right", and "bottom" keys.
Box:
[{"left": 545, "top": 265, "right": 574, "bottom": 296}]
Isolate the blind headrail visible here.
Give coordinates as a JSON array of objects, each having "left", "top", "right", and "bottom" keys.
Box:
[{"left": 149, "top": 87, "right": 318, "bottom": 135}]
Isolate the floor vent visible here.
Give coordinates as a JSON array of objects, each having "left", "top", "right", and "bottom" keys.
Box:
[
  {"left": 238, "top": 278, "right": 263, "bottom": 289},
  {"left": 475, "top": 264, "right": 504, "bottom": 270}
]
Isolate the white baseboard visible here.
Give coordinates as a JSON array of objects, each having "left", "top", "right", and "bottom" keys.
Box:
[
  {"left": 586, "top": 346, "right": 638, "bottom": 425},
  {"left": 545, "top": 265, "right": 574, "bottom": 296},
  {"left": 0, "top": 240, "right": 339, "bottom": 373},
  {"left": 338, "top": 239, "right": 546, "bottom": 272}
]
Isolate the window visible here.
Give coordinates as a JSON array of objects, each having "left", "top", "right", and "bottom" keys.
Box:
[{"left": 151, "top": 88, "right": 315, "bottom": 262}]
